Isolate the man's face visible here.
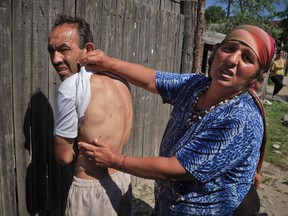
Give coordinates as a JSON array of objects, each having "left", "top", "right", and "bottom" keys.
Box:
[{"left": 48, "top": 24, "right": 86, "bottom": 81}]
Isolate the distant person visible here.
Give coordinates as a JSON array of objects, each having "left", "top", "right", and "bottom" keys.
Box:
[
  {"left": 284, "top": 51, "right": 288, "bottom": 77},
  {"left": 270, "top": 50, "right": 286, "bottom": 98},
  {"left": 78, "top": 25, "right": 274, "bottom": 215},
  {"left": 48, "top": 14, "right": 133, "bottom": 216}
]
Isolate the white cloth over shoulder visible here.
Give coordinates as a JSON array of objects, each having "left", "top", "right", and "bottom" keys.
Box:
[{"left": 54, "top": 67, "right": 93, "bottom": 138}]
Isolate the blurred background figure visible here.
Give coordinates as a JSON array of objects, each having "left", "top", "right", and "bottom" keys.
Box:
[{"left": 270, "top": 50, "right": 286, "bottom": 98}]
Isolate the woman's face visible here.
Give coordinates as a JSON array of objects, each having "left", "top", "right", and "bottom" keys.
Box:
[
  {"left": 277, "top": 51, "right": 283, "bottom": 58},
  {"left": 210, "top": 41, "right": 260, "bottom": 93}
]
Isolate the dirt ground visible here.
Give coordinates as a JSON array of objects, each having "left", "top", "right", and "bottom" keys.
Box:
[{"left": 131, "top": 76, "right": 288, "bottom": 216}]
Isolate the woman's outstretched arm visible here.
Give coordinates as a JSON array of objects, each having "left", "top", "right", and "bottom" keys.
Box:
[{"left": 79, "top": 49, "right": 158, "bottom": 94}]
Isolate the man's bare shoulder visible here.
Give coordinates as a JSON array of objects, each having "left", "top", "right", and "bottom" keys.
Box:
[{"left": 91, "top": 71, "right": 130, "bottom": 91}]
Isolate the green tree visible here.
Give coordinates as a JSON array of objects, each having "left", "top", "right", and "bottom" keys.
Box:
[
  {"left": 207, "top": 14, "right": 281, "bottom": 41},
  {"left": 206, "top": 0, "right": 284, "bottom": 44},
  {"left": 205, "top": 6, "right": 226, "bottom": 23},
  {"left": 219, "top": 0, "right": 278, "bottom": 19},
  {"left": 276, "top": 3, "right": 288, "bottom": 50}
]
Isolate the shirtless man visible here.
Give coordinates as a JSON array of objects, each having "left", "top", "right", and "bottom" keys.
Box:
[{"left": 48, "top": 14, "right": 133, "bottom": 216}]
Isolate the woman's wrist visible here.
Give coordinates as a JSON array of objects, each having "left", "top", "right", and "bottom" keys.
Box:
[
  {"left": 120, "top": 155, "right": 127, "bottom": 172},
  {"left": 111, "top": 154, "right": 127, "bottom": 172},
  {"left": 110, "top": 153, "right": 117, "bottom": 167},
  {"left": 110, "top": 57, "right": 122, "bottom": 73}
]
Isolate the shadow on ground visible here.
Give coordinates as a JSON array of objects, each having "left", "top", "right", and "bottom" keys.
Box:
[{"left": 132, "top": 195, "right": 153, "bottom": 216}]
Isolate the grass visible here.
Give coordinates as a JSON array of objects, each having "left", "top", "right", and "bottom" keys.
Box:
[{"left": 264, "top": 100, "right": 288, "bottom": 170}]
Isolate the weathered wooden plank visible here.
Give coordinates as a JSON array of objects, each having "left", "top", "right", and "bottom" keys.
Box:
[
  {"left": 133, "top": 2, "right": 146, "bottom": 161},
  {"left": 146, "top": 5, "right": 157, "bottom": 69},
  {"left": 130, "top": 1, "right": 145, "bottom": 187},
  {"left": 154, "top": 8, "right": 163, "bottom": 70},
  {"left": 174, "top": 13, "right": 184, "bottom": 73},
  {"left": 25, "top": 1, "right": 51, "bottom": 214},
  {"left": 149, "top": 0, "right": 161, "bottom": 8},
  {"left": 62, "top": 0, "right": 75, "bottom": 14},
  {"left": 48, "top": 0, "right": 75, "bottom": 17},
  {"left": 153, "top": 8, "right": 165, "bottom": 156},
  {"left": 0, "top": 0, "right": 17, "bottom": 215},
  {"left": 154, "top": 9, "right": 173, "bottom": 160},
  {"left": 121, "top": 0, "right": 134, "bottom": 62},
  {"left": 114, "top": 0, "right": 125, "bottom": 59},
  {"left": 76, "top": 0, "right": 103, "bottom": 52},
  {"left": 12, "top": 1, "right": 34, "bottom": 215},
  {"left": 161, "top": 10, "right": 174, "bottom": 144},
  {"left": 82, "top": 0, "right": 103, "bottom": 49},
  {"left": 122, "top": 1, "right": 137, "bottom": 180},
  {"left": 101, "top": 0, "right": 114, "bottom": 53},
  {"left": 161, "top": 10, "right": 170, "bottom": 71},
  {"left": 171, "top": 0, "right": 181, "bottom": 13},
  {"left": 146, "top": 6, "right": 162, "bottom": 157},
  {"left": 142, "top": 5, "right": 154, "bottom": 158},
  {"left": 168, "top": 11, "right": 176, "bottom": 72},
  {"left": 160, "top": 0, "right": 172, "bottom": 11}
]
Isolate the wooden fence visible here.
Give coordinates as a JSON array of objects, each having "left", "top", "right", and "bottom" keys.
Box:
[{"left": 0, "top": 0, "right": 184, "bottom": 215}]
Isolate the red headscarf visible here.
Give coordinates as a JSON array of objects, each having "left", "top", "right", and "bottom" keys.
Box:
[
  {"left": 222, "top": 25, "right": 275, "bottom": 189},
  {"left": 222, "top": 25, "right": 275, "bottom": 72}
]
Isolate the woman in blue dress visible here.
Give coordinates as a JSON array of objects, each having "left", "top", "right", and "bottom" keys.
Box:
[{"left": 77, "top": 25, "right": 275, "bottom": 215}]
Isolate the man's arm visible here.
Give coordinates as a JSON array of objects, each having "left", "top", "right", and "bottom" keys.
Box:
[
  {"left": 79, "top": 49, "right": 158, "bottom": 94},
  {"left": 54, "top": 135, "right": 75, "bottom": 165}
]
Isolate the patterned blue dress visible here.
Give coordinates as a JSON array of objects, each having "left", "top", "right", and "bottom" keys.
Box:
[{"left": 154, "top": 71, "right": 263, "bottom": 215}]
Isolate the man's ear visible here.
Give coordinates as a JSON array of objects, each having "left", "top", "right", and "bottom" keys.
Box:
[{"left": 85, "top": 42, "right": 94, "bottom": 52}]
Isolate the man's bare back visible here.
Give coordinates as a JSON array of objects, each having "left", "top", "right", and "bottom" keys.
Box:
[{"left": 76, "top": 72, "right": 133, "bottom": 179}]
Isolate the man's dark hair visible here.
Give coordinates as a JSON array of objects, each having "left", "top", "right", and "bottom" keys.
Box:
[{"left": 52, "top": 14, "right": 94, "bottom": 48}]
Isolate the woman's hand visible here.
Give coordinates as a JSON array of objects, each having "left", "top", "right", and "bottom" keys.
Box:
[
  {"left": 79, "top": 49, "right": 116, "bottom": 72},
  {"left": 78, "top": 139, "right": 118, "bottom": 168},
  {"left": 254, "top": 172, "right": 262, "bottom": 190}
]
